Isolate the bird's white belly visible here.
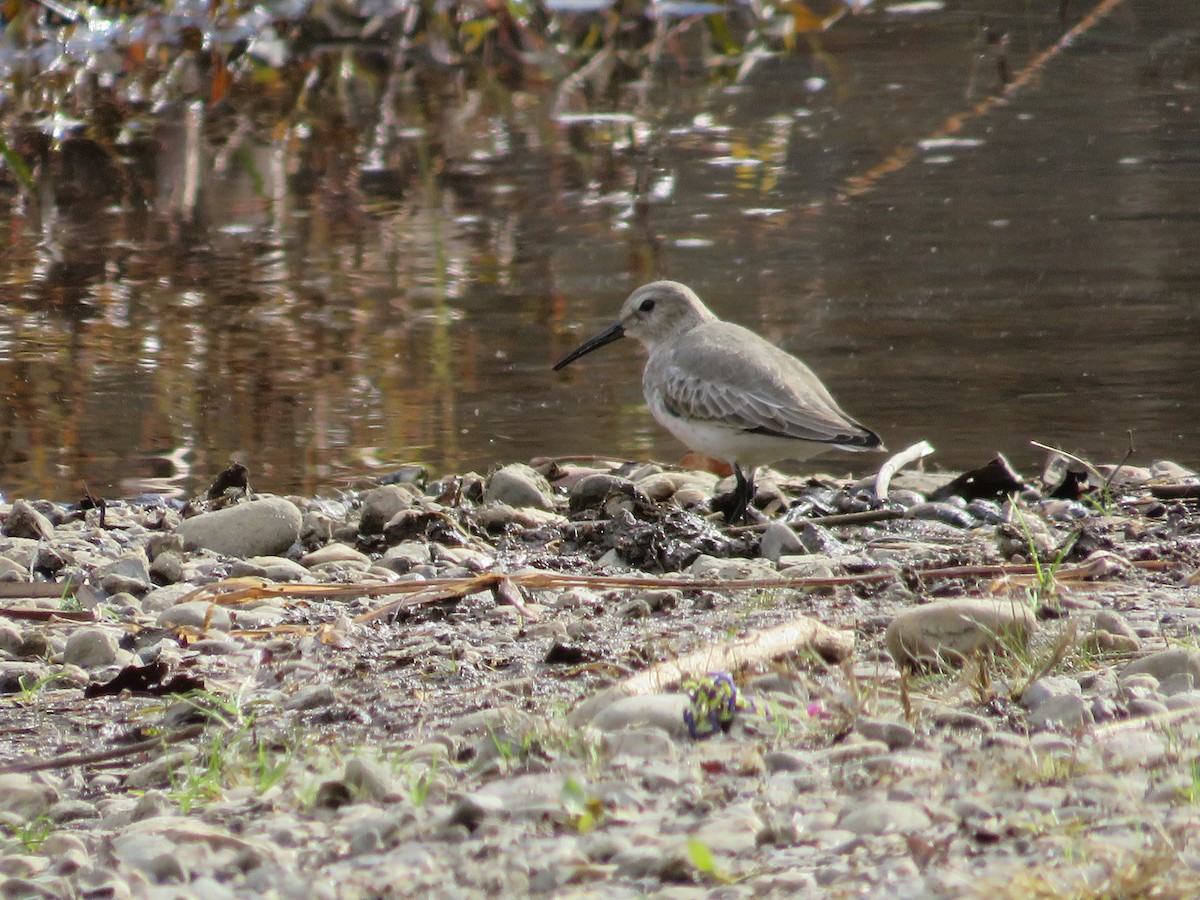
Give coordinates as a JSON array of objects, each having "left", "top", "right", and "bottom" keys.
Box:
[{"left": 645, "top": 390, "right": 826, "bottom": 468}]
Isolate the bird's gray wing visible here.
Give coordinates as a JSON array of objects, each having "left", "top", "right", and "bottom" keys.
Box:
[{"left": 653, "top": 324, "right": 879, "bottom": 447}]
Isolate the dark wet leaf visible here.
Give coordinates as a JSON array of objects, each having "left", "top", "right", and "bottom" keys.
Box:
[
  {"left": 930, "top": 454, "right": 1026, "bottom": 502},
  {"left": 83, "top": 661, "right": 205, "bottom": 698},
  {"left": 1048, "top": 466, "right": 1090, "bottom": 500},
  {"left": 207, "top": 462, "right": 251, "bottom": 500},
  {"left": 544, "top": 642, "right": 594, "bottom": 664}
]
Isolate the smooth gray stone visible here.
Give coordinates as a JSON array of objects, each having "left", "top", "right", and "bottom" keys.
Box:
[
  {"left": 96, "top": 552, "right": 152, "bottom": 595},
  {"left": 588, "top": 693, "right": 691, "bottom": 739},
  {"left": 886, "top": 599, "right": 1036, "bottom": 669},
  {"left": 4, "top": 500, "right": 54, "bottom": 541},
  {"left": 62, "top": 626, "right": 120, "bottom": 669},
  {"left": 796, "top": 522, "right": 848, "bottom": 555},
  {"left": 446, "top": 792, "right": 508, "bottom": 832},
  {"left": 176, "top": 496, "right": 302, "bottom": 559},
  {"left": 1020, "top": 675, "right": 1082, "bottom": 710},
  {"left": 0, "top": 773, "right": 58, "bottom": 819},
  {"left": 760, "top": 521, "right": 803, "bottom": 563},
  {"left": 284, "top": 684, "right": 336, "bottom": 711},
  {"left": 156, "top": 601, "right": 232, "bottom": 632},
  {"left": 1094, "top": 609, "right": 1138, "bottom": 640},
  {"left": 1029, "top": 694, "right": 1094, "bottom": 731},
  {"left": 1121, "top": 648, "right": 1200, "bottom": 685},
  {"left": 839, "top": 801, "right": 932, "bottom": 835},
  {"left": 855, "top": 717, "right": 916, "bottom": 750},
  {"left": 231, "top": 556, "right": 310, "bottom": 582},
  {"left": 602, "top": 727, "right": 678, "bottom": 762},
  {"left": 484, "top": 463, "right": 555, "bottom": 511},
  {"left": 358, "top": 485, "right": 417, "bottom": 535}
]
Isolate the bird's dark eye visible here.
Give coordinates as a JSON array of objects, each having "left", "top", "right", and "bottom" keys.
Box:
[{"left": 639, "top": 299, "right": 655, "bottom": 313}]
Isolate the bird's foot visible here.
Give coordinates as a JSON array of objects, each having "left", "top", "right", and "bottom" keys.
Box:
[{"left": 714, "top": 464, "right": 761, "bottom": 524}]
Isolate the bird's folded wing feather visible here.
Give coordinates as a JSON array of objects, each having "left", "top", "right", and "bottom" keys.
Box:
[{"left": 656, "top": 329, "right": 876, "bottom": 446}]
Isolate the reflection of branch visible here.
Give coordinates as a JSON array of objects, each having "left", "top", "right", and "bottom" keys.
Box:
[{"left": 836, "top": 0, "right": 1127, "bottom": 201}]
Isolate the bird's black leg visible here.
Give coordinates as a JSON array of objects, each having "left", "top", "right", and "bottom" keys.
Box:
[{"left": 729, "top": 464, "right": 756, "bottom": 523}]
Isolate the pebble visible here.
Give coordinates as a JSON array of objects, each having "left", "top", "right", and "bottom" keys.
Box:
[
  {"left": 603, "top": 727, "right": 678, "bottom": 762},
  {"left": 1019, "top": 675, "right": 1082, "bottom": 710},
  {"left": 886, "top": 599, "right": 1037, "bottom": 668},
  {"left": 300, "top": 543, "right": 371, "bottom": 568},
  {"left": 124, "top": 752, "right": 192, "bottom": 790},
  {"left": 358, "top": 485, "right": 418, "bottom": 535},
  {"left": 96, "top": 552, "right": 152, "bottom": 595},
  {"left": 1127, "top": 698, "right": 1169, "bottom": 718},
  {"left": 759, "top": 521, "right": 803, "bottom": 563},
  {"left": 156, "top": 601, "right": 233, "bottom": 632},
  {"left": 149, "top": 550, "right": 185, "bottom": 584},
  {"left": 0, "top": 555, "right": 29, "bottom": 582},
  {"left": 110, "top": 832, "right": 188, "bottom": 882},
  {"left": 794, "top": 522, "right": 848, "bottom": 555},
  {"left": 689, "top": 554, "right": 778, "bottom": 580},
  {"left": 0, "top": 774, "right": 58, "bottom": 818},
  {"left": 343, "top": 757, "right": 399, "bottom": 803},
  {"left": 1165, "top": 691, "right": 1200, "bottom": 711},
  {"left": 905, "top": 502, "right": 978, "bottom": 529},
  {"left": 1029, "top": 694, "right": 1094, "bottom": 731},
  {"left": 0, "top": 660, "right": 51, "bottom": 692},
  {"left": 0, "top": 622, "right": 22, "bottom": 655},
  {"left": 484, "top": 463, "right": 555, "bottom": 511},
  {"left": 4, "top": 500, "right": 54, "bottom": 541},
  {"left": 232, "top": 555, "right": 311, "bottom": 581},
  {"left": 588, "top": 693, "right": 691, "bottom": 739},
  {"left": 1083, "top": 630, "right": 1140, "bottom": 654},
  {"left": 855, "top": 717, "right": 917, "bottom": 750},
  {"left": 284, "top": 684, "right": 336, "bottom": 710},
  {"left": 569, "top": 473, "right": 636, "bottom": 510},
  {"left": 62, "top": 626, "right": 121, "bottom": 669},
  {"left": 446, "top": 793, "right": 508, "bottom": 832},
  {"left": 176, "top": 496, "right": 303, "bottom": 558},
  {"left": 141, "top": 582, "right": 199, "bottom": 612},
  {"left": 1099, "top": 730, "right": 1167, "bottom": 770},
  {"left": 838, "top": 801, "right": 932, "bottom": 835},
  {"left": 1121, "top": 648, "right": 1200, "bottom": 685}
]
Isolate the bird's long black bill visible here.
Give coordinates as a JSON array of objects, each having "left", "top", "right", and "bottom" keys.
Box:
[{"left": 552, "top": 322, "right": 626, "bottom": 371}]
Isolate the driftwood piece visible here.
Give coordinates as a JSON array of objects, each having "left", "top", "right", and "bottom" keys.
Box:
[{"left": 875, "top": 440, "right": 936, "bottom": 501}]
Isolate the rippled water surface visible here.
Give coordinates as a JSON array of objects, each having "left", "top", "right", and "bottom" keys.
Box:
[{"left": 1, "top": 0, "right": 1197, "bottom": 499}]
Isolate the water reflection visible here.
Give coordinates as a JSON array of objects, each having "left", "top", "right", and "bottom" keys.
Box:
[{"left": 0, "top": 0, "right": 1197, "bottom": 500}]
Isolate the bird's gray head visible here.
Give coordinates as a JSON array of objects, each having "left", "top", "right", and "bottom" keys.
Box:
[
  {"left": 617, "top": 281, "right": 716, "bottom": 348},
  {"left": 553, "top": 281, "right": 716, "bottom": 371}
]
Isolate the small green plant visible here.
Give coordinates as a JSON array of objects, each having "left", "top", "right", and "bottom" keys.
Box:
[
  {"left": 252, "top": 739, "right": 294, "bottom": 794},
  {"left": 1182, "top": 758, "right": 1200, "bottom": 804},
  {"left": 407, "top": 761, "right": 439, "bottom": 808},
  {"left": 686, "top": 837, "right": 732, "bottom": 885},
  {"left": 1012, "top": 505, "right": 1077, "bottom": 610},
  {"left": 171, "top": 733, "right": 230, "bottom": 813},
  {"left": 560, "top": 778, "right": 602, "bottom": 834},
  {"left": 1, "top": 817, "right": 54, "bottom": 853},
  {"left": 486, "top": 726, "right": 518, "bottom": 766},
  {"left": 57, "top": 584, "right": 82, "bottom": 612},
  {"left": 16, "top": 671, "right": 74, "bottom": 701}
]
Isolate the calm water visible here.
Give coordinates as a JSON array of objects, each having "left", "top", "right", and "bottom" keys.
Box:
[{"left": 1, "top": 0, "right": 1197, "bottom": 500}]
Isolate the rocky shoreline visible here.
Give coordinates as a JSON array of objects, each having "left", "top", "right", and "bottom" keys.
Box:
[{"left": 3, "top": 452, "right": 1200, "bottom": 898}]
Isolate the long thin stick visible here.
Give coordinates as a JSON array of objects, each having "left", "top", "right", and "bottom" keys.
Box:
[{"left": 0, "top": 724, "right": 205, "bottom": 775}]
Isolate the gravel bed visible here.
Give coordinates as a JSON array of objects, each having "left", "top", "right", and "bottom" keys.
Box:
[{"left": 3, "top": 456, "right": 1200, "bottom": 898}]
